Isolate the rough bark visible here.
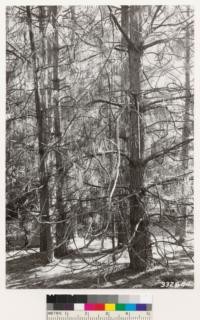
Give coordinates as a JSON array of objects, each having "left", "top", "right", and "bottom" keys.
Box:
[
  {"left": 26, "top": 6, "right": 54, "bottom": 262},
  {"left": 128, "top": 6, "right": 151, "bottom": 272}
]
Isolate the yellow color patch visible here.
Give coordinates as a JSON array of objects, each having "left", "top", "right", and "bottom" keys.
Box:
[{"left": 105, "top": 304, "right": 115, "bottom": 311}]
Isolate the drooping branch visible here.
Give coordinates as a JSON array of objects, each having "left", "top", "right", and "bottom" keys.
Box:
[{"left": 143, "top": 138, "right": 193, "bottom": 164}]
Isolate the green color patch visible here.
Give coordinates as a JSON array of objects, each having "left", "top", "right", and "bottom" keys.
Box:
[{"left": 116, "top": 304, "right": 126, "bottom": 311}]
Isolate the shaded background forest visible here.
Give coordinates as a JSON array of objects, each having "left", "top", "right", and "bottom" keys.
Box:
[{"left": 6, "top": 5, "right": 194, "bottom": 288}]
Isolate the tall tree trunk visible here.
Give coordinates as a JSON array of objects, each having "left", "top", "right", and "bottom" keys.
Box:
[
  {"left": 51, "top": 6, "right": 68, "bottom": 257},
  {"left": 175, "top": 9, "right": 191, "bottom": 242},
  {"left": 128, "top": 6, "right": 151, "bottom": 272},
  {"left": 117, "top": 5, "right": 130, "bottom": 248},
  {"left": 26, "top": 6, "right": 54, "bottom": 262}
]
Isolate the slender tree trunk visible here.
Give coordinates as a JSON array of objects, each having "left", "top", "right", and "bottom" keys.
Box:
[
  {"left": 117, "top": 5, "right": 130, "bottom": 248},
  {"left": 51, "top": 6, "right": 68, "bottom": 257},
  {"left": 175, "top": 9, "right": 191, "bottom": 242},
  {"left": 26, "top": 6, "right": 54, "bottom": 261},
  {"left": 128, "top": 6, "right": 151, "bottom": 272},
  {"left": 108, "top": 110, "right": 116, "bottom": 260}
]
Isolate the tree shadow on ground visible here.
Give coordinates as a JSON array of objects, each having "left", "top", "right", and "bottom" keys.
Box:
[
  {"left": 6, "top": 247, "right": 194, "bottom": 289},
  {"left": 7, "top": 252, "right": 46, "bottom": 275}
]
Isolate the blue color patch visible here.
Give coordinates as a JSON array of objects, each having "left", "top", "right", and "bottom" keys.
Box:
[{"left": 125, "top": 304, "right": 137, "bottom": 311}]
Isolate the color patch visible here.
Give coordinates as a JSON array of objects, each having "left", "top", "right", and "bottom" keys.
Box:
[
  {"left": 125, "top": 304, "right": 137, "bottom": 311},
  {"left": 116, "top": 304, "right": 126, "bottom": 311},
  {"left": 85, "top": 304, "right": 96, "bottom": 311},
  {"left": 136, "top": 304, "right": 147, "bottom": 311},
  {"left": 94, "top": 304, "right": 105, "bottom": 311},
  {"left": 105, "top": 304, "right": 115, "bottom": 311},
  {"left": 74, "top": 304, "right": 84, "bottom": 311},
  {"left": 64, "top": 304, "right": 74, "bottom": 310}
]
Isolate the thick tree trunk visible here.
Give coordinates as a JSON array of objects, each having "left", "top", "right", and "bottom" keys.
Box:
[
  {"left": 26, "top": 6, "right": 54, "bottom": 262},
  {"left": 128, "top": 6, "right": 151, "bottom": 272}
]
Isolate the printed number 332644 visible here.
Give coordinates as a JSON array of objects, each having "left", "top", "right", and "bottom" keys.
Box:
[{"left": 160, "top": 281, "right": 188, "bottom": 288}]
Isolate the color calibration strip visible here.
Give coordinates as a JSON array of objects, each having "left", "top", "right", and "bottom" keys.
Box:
[
  {"left": 47, "top": 295, "right": 152, "bottom": 320},
  {"left": 47, "top": 302, "right": 152, "bottom": 311}
]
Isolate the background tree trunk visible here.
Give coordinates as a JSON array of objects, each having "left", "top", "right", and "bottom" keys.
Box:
[
  {"left": 50, "top": 6, "right": 68, "bottom": 258},
  {"left": 117, "top": 5, "right": 130, "bottom": 248},
  {"left": 175, "top": 8, "right": 191, "bottom": 242}
]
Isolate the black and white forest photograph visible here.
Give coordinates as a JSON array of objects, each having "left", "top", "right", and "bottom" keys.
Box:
[{"left": 6, "top": 5, "right": 194, "bottom": 289}]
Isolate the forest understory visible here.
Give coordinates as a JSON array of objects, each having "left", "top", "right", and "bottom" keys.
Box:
[{"left": 6, "top": 223, "right": 194, "bottom": 289}]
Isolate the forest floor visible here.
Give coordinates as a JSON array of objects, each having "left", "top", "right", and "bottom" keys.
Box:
[{"left": 6, "top": 230, "right": 194, "bottom": 289}]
